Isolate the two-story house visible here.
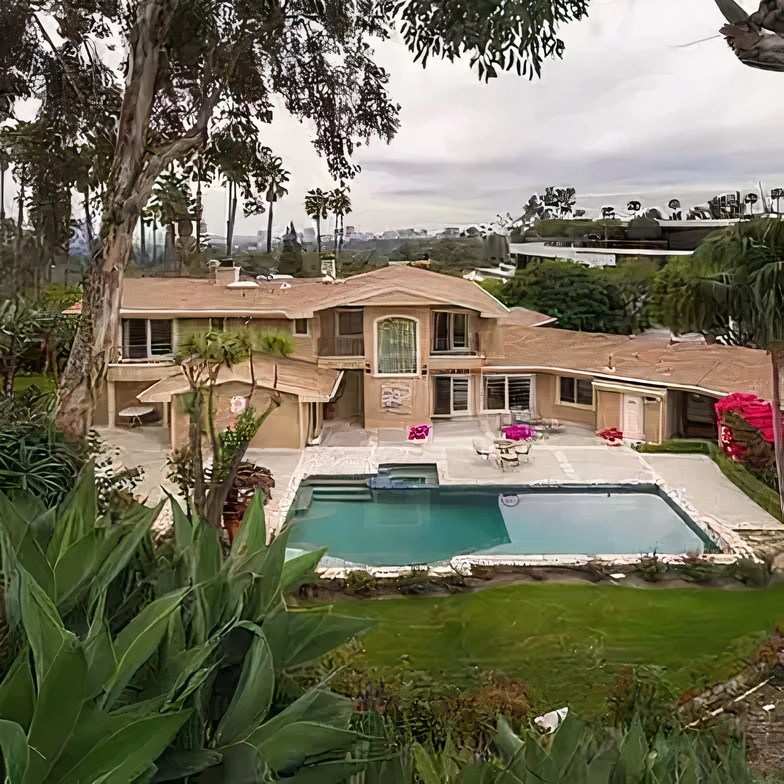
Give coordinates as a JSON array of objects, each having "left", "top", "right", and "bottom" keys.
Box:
[
  {"left": 93, "top": 263, "right": 777, "bottom": 450},
  {"left": 95, "top": 265, "right": 555, "bottom": 448}
]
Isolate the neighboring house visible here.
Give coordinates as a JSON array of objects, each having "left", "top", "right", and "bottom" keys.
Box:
[{"left": 93, "top": 264, "right": 777, "bottom": 449}]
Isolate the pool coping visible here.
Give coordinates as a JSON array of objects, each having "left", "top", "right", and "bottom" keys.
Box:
[{"left": 277, "top": 457, "right": 757, "bottom": 577}]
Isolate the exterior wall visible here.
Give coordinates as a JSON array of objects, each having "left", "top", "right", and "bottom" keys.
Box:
[
  {"left": 363, "top": 305, "right": 432, "bottom": 429},
  {"left": 595, "top": 389, "right": 622, "bottom": 431},
  {"left": 170, "top": 384, "right": 302, "bottom": 450},
  {"left": 114, "top": 381, "right": 164, "bottom": 426},
  {"left": 643, "top": 397, "right": 662, "bottom": 443},
  {"left": 534, "top": 373, "right": 596, "bottom": 427},
  {"left": 478, "top": 317, "right": 504, "bottom": 361}
]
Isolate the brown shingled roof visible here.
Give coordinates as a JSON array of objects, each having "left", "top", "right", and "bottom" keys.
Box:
[
  {"left": 121, "top": 265, "right": 511, "bottom": 319},
  {"left": 495, "top": 325, "right": 777, "bottom": 400}
]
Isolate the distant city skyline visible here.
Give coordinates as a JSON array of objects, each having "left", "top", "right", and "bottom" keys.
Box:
[{"left": 6, "top": 2, "right": 784, "bottom": 237}]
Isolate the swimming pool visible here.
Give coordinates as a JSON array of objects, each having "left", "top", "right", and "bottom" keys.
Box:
[{"left": 286, "top": 476, "right": 718, "bottom": 567}]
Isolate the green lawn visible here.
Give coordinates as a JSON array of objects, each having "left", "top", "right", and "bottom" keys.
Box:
[
  {"left": 13, "top": 374, "right": 56, "bottom": 394},
  {"left": 334, "top": 583, "right": 784, "bottom": 717}
]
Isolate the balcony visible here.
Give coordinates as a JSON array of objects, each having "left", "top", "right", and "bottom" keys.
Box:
[{"left": 318, "top": 336, "right": 365, "bottom": 357}]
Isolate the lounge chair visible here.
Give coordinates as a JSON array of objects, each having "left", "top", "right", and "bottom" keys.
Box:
[
  {"left": 515, "top": 442, "right": 533, "bottom": 462},
  {"left": 472, "top": 437, "right": 494, "bottom": 461}
]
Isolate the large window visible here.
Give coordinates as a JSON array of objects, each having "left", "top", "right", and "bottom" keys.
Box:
[
  {"left": 559, "top": 376, "right": 593, "bottom": 406},
  {"left": 376, "top": 317, "right": 418, "bottom": 375},
  {"left": 433, "top": 376, "right": 470, "bottom": 415},
  {"left": 122, "top": 319, "right": 173, "bottom": 359},
  {"left": 482, "top": 375, "right": 532, "bottom": 412},
  {"left": 432, "top": 311, "right": 469, "bottom": 352},
  {"left": 337, "top": 309, "right": 363, "bottom": 336}
]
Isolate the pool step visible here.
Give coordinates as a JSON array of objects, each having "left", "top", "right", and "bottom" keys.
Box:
[{"left": 311, "top": 485, "right": 374, "bottom": 502}]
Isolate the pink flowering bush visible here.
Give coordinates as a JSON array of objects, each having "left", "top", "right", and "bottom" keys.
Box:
[
  {"left": 408, "top": 424, "right": 432, "bottom": 442},
  {"left": 501, "top": 424, "right": 537, "bottom": 442}
]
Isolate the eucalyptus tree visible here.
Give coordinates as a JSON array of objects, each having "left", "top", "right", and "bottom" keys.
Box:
[
  {"left": 2, "top": 0, "right": 591, "bottom": 439},
  {"left": 654, "top": 219, "right": 784, "bottom": 516},
  {"left": 304, "top": 188, "right": 331, "bottom": 256}
]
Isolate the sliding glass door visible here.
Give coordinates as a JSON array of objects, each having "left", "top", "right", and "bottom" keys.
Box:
[{"left": 433, "top": 376, "right": 470, "bottom": 416}]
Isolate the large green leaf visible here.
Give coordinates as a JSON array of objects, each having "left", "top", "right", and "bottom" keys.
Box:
[
  {"left": 103, "top": 589, "right": 187, "bottom": 707},
  {"left": 215, "top": 625, "right": 275, "bottom": 745},
  {"left": 46, "top": 462, "right": 97, "bottom": 563},
  {"left": 18, "top": 566, "right": 67, "bottom": 686},
  {"left": 55, "top": 709, "right": 191, "bottom": 784},
  {"left": 23, "top": 635, "right": 87, "bottom": 783},
  {"left": 88, "top": 503, "right": 162, "bottom": 609},
  {"left": 283, "top": 760, "right": 369, "bottom": 783},
  {"left": 0, "top": 654, "right": 35, "bottom": 731},
  {"left": 263, "top": 605, "right": 375, "bottom": 669},
  {"left": 255, "top": 721, "right": 359, "bottom": 775},
  {"left": 413, "top": 743, "right": 444, "bottom": 784},
  {"left": 52, "top": 529, "right": 102, "bottom": 611},
  {"left": 151, "top": 748, "right": 223, "bottom": 782},
  {"left": 229, "top": 490, "right": 267, "bottom": 562},
  {"left": 0, "top": 719, "right": 28, "bottom": 784},
  {"left": 248, "top": 687, "right": 353, "bottom": 749},
  {"left": 0, "top": 494, "right": 55, "bottom": 600},
  {"left": 83, "top": 593, "right": 117, "bottom": 699},
  {"left": 246, "top": 526, "right": 291, "bottom": 620},
  {"left": 280, "top": 547, "right": 327, "bottom": 594},
  {"left": 166, "top": 495, "right": 193, "bottom": 555}
]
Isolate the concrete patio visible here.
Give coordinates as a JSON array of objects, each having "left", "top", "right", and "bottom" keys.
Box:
[{"left": 98, "top": 417, "right": 784, "bottom": 558}]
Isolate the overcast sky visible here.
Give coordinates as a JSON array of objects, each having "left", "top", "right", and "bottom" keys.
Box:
[
  {"left": 6, "top": 1, "right": 784, "bottom": 237},
  {"left": 225, "top": 0, "right": 784, "bottom": 236}
]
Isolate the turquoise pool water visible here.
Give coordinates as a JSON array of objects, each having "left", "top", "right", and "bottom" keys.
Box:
[{"left": 286, "top": 482, "right": 716, "bottom": 566}]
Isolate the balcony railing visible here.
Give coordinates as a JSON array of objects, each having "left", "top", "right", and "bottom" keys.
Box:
[{"left": 318, "top": 336, "right": 365, "bottom": 357}]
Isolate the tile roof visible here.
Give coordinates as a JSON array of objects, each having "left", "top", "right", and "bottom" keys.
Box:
[
  {"left": 495, "top": 325, "right": 777, "bottom": 399},
  {"left": 138, "top": 355, "right": 340, "bottom": 403},
  {"left": 121, "top": 265, "right": 511, "bottom": 319}
]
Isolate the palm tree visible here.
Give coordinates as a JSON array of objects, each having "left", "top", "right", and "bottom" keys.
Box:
[
  {"left": 661, "top": 219, "right": 784, "bottom": 516},
  {"left": 150, "top": 171, "right": 192, "bottom": 271},
  {"left": 0, "top": 148, "right": 9, "bottom": 243},
  {"left": 328, "top": 186, "right": 352, "bottom": 257},
  {"left": 304, "top": 188, "right": 330, "bottom": 255},
  {"left": 263, "top": 158, "right": 290, "bottom": 253}
]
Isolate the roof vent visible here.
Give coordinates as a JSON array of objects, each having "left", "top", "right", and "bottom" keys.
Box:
[
  {"left": 279, "top": 282, "right": 292, "bottom": 290},
  {"left": 226, "top": 281, "right": 259, "bottom": 289}
]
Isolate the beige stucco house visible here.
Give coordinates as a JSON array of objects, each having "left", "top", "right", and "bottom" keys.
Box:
[{"left": 94, "top": 264, "right": 776, "bottom": 448}]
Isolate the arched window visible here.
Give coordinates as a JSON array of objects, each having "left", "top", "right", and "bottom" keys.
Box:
[{"left": 376, "top": 317, "right": 418, "bottom": 375}]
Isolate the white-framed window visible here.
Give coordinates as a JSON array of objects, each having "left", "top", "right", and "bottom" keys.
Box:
[
  {"left": 122, "top": 319, "right": 173, "bottom": 359},
  {"left": 432, "top": 311, "right": 469, "bottom": 352},
  {"left": 481, "top": 374, "right": 533, "bottom": 412},
  {"left": 559, "top": 376, "right": 594, "bottom": 407},
  {"left": 433, "top": 375, "right": 470, "bottom": 416},
  {"left": 375, "top": 316, "right": 419, "bottom": 376},
  {"left": 293, "top": 318, "right": 309, "bottom": 336}
]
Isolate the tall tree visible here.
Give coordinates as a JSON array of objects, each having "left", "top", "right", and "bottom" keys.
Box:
[
  {"left": 263, "top": 157, "right": 289, "bottom": 254},
  {"left": 304, "top": 188, "right": 331, "bottom": 256},
  {"left": 714, "top": 0, "right": 784, "bottom": 71},
  {"left": 3, "top": 0, "right": 591, "bottom": 439},
  {"left": 329, "top": 185, "right": 352, "bottom": 257},
  {"left": 655, "top": 220, "right": 784, "bottom": 517}
]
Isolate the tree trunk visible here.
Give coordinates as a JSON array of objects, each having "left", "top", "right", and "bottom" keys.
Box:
[
  {"left": 226, "top": 181, "right": 237, "bottom": 258},
  {"left": 315, "top": 216, "right": 321, "bottom": 255},
  {"left": 56, "top": 0, "right": 204, "bottom": 439},
  {"left": 771, "top": 348, "right": 784, "bottom": 520},
  {"left": 266, "top": 200, "right": 273, "bottom": 253},
  {"left": 140, "top": 215, "right": 146, "bottom": 262},
  {"left": 84, "top": 187, "right": 94, "bottom": 253},
  {"left": 334, "top": 213, "right": 339, "bottom": 256}
]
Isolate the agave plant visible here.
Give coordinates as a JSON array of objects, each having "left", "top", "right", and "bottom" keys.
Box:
[{"left": 0, "top": 467, "right": 390, "bottom": 782}]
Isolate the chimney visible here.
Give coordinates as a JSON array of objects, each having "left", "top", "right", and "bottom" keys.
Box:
[{"left": 215, "top": 263, "right": 241, "bottom": 286}]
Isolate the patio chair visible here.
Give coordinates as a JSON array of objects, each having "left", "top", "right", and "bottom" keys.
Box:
[
  {"left": 472, "top": 437, "right": 494, "bottom": 461},
  {"left": 498, "top": 452, "right": 520, "bottom": 472},
  {"left": 515, "top": 442, "right": 533, "bottom": 462}
]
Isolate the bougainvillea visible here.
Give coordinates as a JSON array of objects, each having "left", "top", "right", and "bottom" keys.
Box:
[
  {"left": 716, "top": 393, "right": 778, "bottom": 470},
  {"left": 408, "top": 424, "right": 432, "bottom": 442},
  {"left": 597, "top": 427, "right": 624, "bottom": 446},
  {"left": 501, "top": 424, "right": 537, "bottom": 441}
]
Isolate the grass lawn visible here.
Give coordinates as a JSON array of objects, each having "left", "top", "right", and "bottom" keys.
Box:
[
  {"left": 13, "top": 374, "right": 56, "bottom": 394},
  {"left": 334, "top": 582, "right": 784, "bottom": 717}
]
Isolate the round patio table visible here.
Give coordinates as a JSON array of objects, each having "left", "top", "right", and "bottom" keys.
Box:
[{"left": 118, "top": 405, "right": 154, "bottom": 427}]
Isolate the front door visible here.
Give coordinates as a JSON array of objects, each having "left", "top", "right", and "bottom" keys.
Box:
[
  {"left": 622, "top": 395, "right": 644, "bottom": 440},
  {"left": 433, "top": 376, "right": 470, "bottom": 416}
]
